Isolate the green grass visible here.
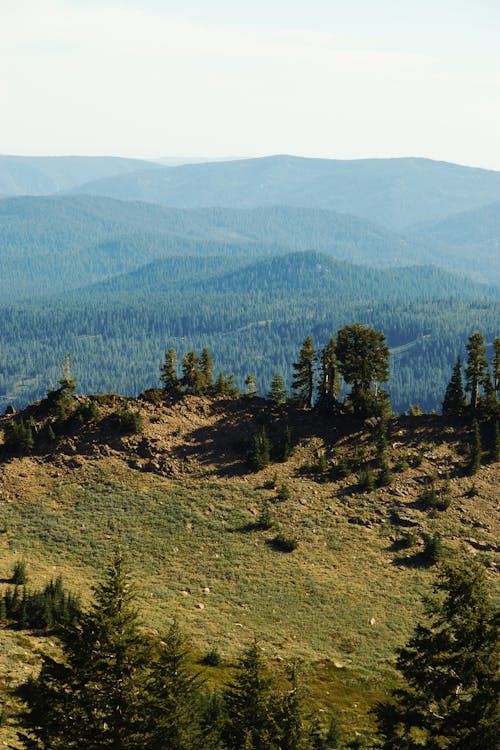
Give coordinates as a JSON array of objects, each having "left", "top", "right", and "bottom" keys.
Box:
[{"left": 0, "top": 461, "right": 436, "bottom": 740}]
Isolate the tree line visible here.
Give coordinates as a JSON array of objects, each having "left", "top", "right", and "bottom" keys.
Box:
[{"left": 160, "top": 322, "right": 391, "bottom": 418}]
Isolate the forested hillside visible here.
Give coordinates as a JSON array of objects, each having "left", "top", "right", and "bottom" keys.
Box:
[
  {"left": 2, "top": 158, "right": 500, "bottom": 416},
  {"left": 64, "top": 155, "right": 500, "bottom": 228}
]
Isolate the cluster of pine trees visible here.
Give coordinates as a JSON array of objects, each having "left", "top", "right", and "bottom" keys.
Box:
[
  {"left": 15, "top": 554, "right": 342, "bottom": 750},
  {"left": 11, "top": 554, "right": 499, "bottom": 749},
  {"left": 0, "top": 575, "right": 80, "bottom": 631},
  {"left": 161, "top": 323, "right": 391, "bottom": 418},
  {"left": 442, "top": 332, "right": 500, "bottom": 417}
]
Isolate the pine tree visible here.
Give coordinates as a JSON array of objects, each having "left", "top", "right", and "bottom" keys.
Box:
[
  {"left": 336, "top": 323, "right": 390, "bottom": 416},
  {"left": 182, "top": 351, "right": 203, "bottom": 395},
  {"left": 465, "top": 332, "right": 488, "bottom": 409},
  {"left": 442, "top": 356, "right": 465, "bottom": 417},
  {"left": 146, "top": 621, "right": 206, "bottom": 750},
  {"left": 17, "top": 553, "right": 150, "bottom": 749},
  {"left": 244, "top": 375, "right": 258, "bottom": 397},
  {"left": 160, "top": 348, "right": 182, "bottom": 403},
  {"left": 316, "top": 338, "right": 340, "bottom": 413},
  {"left": 200, "top": 347, "right": 214, "bottom": 394},
  {"left": 222, "top": 641, "right": 280, "bottom": 750},
  {"left": 291, "top": 337, "right": 315, "bottom": 409},
  {"left": 268, "top": 372, "right": 288, "bottom": 405},
  {"left": 374, "top": 561, "right": 499, "bottom": 750},
  {"left": 248, "top": 428, "right": 271, "bottom": 470},
  {"left": 276, "top": 663, "right": 310, "bottom": 750}
]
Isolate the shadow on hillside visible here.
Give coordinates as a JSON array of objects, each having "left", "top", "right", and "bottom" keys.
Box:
[
  {"left": 170, "top": 397, "right": 363, "bottom": 478},
  {"left": 392, "top": 551, "right": 433, "bottom": 569}
]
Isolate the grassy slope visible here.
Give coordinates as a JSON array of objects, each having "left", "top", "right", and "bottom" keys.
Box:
[{"left": 0, "top": 396, "right": 498, "bottom": 743}]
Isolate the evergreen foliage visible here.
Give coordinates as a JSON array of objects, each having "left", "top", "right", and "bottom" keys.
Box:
[
  {"left": 465, "top": 332, "right": 488, "bottom": 409},
  {"left": 374, "top": 561, "right": 500, "bottom": 749},
  {"left": 268, "top": 372, "right": 288, "bottom": 405},
  {"left": 2, "top": 577, "right": 80, "bottom": 631},
  {"left": 442, "top": 356, "right": 466, "bottom": 417},
  {"left": 182, "top": 351, "right": 204, "bottom": 395},
  {"left": 248, "top": 428, "right": 272, "bottom": 470},
  {"left": 11, "top": 560, "right": 27, "bottom": 585},
  {"left": 145, "top": 621, "right": 207, "bottom": 750},
  {"left": 17, "top": 553, "right": 149, "bottom": 749},
  {"left": 316, "top": 338, "right": 340, "bottom": 413},
  {"left": 336, "top": 323, "right": 390, "bottom": 415},
  {"left": 160, "top": 348, "right": 182, "bottom": 403},
  {"left": 222, "top": 641, "right": 280, "bottom": 750},
  {"left": 291, "top": 337, "right": 315, "bottom": 409},
  {"left": 200, "top": 347, "right": 214, "bottom": 394}
]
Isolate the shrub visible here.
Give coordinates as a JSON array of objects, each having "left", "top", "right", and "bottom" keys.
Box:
[
  {"left": 394, "top": 454, "right": 409, "bottom": 472},
  {"left": 422, "top": 533, "right": 444, "bottom": 564},
  {"left": 202, "top": 647, "right": 221, "bottom": 667},
  {"left": 377, "top": 462, "right": 393, "bottom": 487},
  {"left": 257, "top": 502, "right": 273, "bottom": 530},
  {"left": 398, "top": 532, "right": 418, "bottom": 549},
  {"left": 139, "top": 388, "right": 164, "bottom": 405},
  {"left": 271, "top": 534, "right": 298, "bottom": 552},
  {"left": 336, "top": 456, "right": 352, "bottom": 478},
  {"left": 3, "top": 418, "right": 34, "bottom": 453},
  {"left": 112, "top": 408, "right": 144, "bottom": 435},
  {"left": 276, "top": 484, "right": 291, "bottom": 502},
  {"left": 358, "top": 468, "right": 375, "bottom": 491}
]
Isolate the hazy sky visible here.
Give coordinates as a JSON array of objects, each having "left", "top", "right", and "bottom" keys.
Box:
[{"left": 2, "top": 0, "right": 500, "bottom": 168}]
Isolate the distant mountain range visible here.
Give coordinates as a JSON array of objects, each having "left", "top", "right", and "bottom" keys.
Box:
[
  {"left": 1, "top": 154, "right": 499, "bottom": 412},
  {"left": 1, "top": 194, "right": 499, "bottom": 301},
  {"left": 61, "top": 155, "right": 500, "bottom": 229},
  {"left": 0, "top": 155, "right": 159, "bottom": 197}
]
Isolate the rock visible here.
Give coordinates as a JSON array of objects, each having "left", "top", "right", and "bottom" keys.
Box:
[
  {"left": 202, "top": 587, "right": 210, "bottom": 594},
  {"left": 195, "top": 602, "right": 205, "bottom": 610},
  {"left": 369, "top": 617, "right": 376, "bottom": 626}
]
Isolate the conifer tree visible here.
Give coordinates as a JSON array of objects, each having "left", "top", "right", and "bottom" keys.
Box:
[
  {"left": 244, "top": 375, "right": 258, "bottom": 397},
  {"left": 160, "top": 348, "right": 182, "bottom": 403},
  {"left": 222, "top": 641, "right": 280, "bottom": 750},
  {"left": 336, "top": 323, "right": 389, "bottom": 416},
  {"left": 160, "top": 348, "right": 182, "bottom": 404},
  {"left": 374, "top": 561, "right": 499, "bottom": 750},
  {"left": 17, "top": 553, "right": 149, "bottom": 749},
  {"left": 268, "top": 372, "right": 288, "bottom": 405},
  {"left": 146, "top": 621, "right": 206, "bottom": 750},
  {"left": 249, "top": 428, "right": 271, "bottom": 470},
  {"left": 200, "top": 347, "right": 214, "bottom": 394},
  {"left": 465, "top": 332, "right": 488, "bottom": 409},
  {"left": 276, "top": 664, "right": 310, "bottom": 750},
  {"left": 316, "top": 338, "right": 340, "bottom": 413},
  {"left": 291, "top": 337, "right": 315, "bottom": 409},
  {"left": 442, "top": 356, "right": 465, "bottom": 417},
  {"left": 182, "top": 351, "right": 203, "bottom": 395}
]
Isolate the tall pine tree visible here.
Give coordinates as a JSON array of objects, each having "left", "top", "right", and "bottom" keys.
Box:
[
  {"left": 465, "top": 332, "right": 488, "bottom": 409},
  {"left": 291, "top": 337, "right": 315, "bottom": 409},
  {"left": 17, "top": 553, "right": 149, "bottom": 750}
]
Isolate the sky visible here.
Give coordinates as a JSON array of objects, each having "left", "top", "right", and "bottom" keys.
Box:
[{"left": 2, "top": 0, "right": 500, "bottom": 169}]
